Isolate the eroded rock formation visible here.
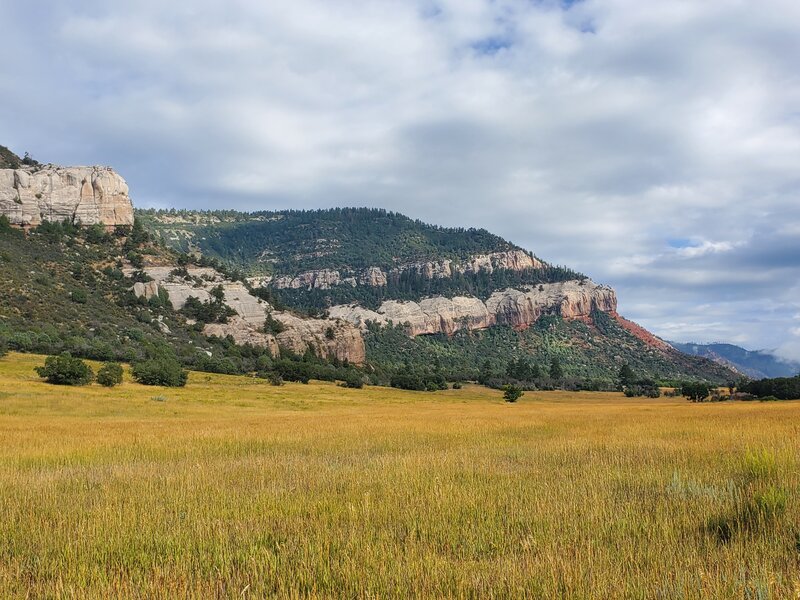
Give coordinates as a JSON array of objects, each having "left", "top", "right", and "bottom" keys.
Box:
[
  {"left": 268, "top": 250, "right": 543, "bottom": 291},
  {"left": 129, "top": 266, "right": 365, "bottom": 363},
  {"left": 0, "top": 166, "right": 134, "bottom": 227},
  {"left": 328, "top": 279, "right": 617, "bottom": 337}
]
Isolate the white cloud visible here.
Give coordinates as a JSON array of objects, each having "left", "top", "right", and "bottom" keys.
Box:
[{"left": 2, "top": 0, "right": 800, "bottom": 357}]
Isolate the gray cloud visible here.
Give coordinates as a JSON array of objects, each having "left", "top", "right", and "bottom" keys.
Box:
[{"left": 2, "top": 0, "right": 800, "bottom": 358}]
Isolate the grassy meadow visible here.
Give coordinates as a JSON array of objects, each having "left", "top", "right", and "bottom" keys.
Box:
[{"left": 0, "top": 352, "right": 798, "bottom": 598}]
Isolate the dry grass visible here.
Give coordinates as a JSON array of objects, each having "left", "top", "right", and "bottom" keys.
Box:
[{"left": 0, "top": 352, "right": 798, "bottom": 598}]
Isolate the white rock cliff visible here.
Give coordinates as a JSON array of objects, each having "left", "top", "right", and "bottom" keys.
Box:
[
  {"left": 130, "top": 266, "right": 366, "bottom": 363},
  {"left": 0, "top": 165, "right": 134, "bottom": 227},
  {"left": 328, "top": 279, "right": 617, "bottom": 337}
]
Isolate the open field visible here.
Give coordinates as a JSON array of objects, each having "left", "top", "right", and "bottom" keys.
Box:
[{"left": 0, "top": 353, "right": 798, "bottom": 598}]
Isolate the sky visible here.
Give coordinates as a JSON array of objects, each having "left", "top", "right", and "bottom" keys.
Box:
[{"left": 2, "top": 0, "right": 800, "bottom": 360}]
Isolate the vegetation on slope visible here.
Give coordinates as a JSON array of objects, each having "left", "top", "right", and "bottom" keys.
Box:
[
  {"left": 0, "top": 216, "right": 363, "bottom": 384},
  {"left": 0, "top": 213, "right": 733, "bottom": 386},
  {"left": 0, "top": 144, "right": 39, "bottom": 169},
  {"left": 139, "top": 206, "right": 583, "bottom": 308},
  {"left": 138, "top": 207, "right": 526, "bottom": 272},
  {"left": 365, "top": 311, "right": 736, "bottom": 386}
]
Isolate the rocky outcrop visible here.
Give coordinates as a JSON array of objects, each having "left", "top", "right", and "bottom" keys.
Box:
[
  {"left": 0, "top": 166, "right": 134, "bottom": 227},
  {"left": 129, "top": 265, "right": 365, "bottom": 363},
  {"left": 328, "top": 279, "right": 617, "bottom": 337},
  {"left": 272, "top": 269, "right": 351, "bottom": 290},
  {"left": 268, "top": 250, "right": 543, "bottom": 291},
  {"left": 202, "top": 316, "right": 281, "bottom": 356},
  {"left": 359, "top": 266, "right": 388, "bottom": 287},
  {"left": 273, "top": 313, "right": 365, "bottom": 364}
]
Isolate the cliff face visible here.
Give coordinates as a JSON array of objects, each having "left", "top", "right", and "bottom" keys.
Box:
[
  {"left": 129, "top": 266, "right": 365, "bottom": 364},
  {"left": 0, "top": 166, "right": 134, "bottom": 227},
  {"left": 269, "top": 250, "right": 542, "bottom": 291},
  {"left": 329, "top": 279, "right": 617, "bottom": 337}
]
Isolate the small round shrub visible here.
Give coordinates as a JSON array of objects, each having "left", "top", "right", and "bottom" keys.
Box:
[
  {"left": 503, "top": 385, "right": 524, "bottom": 403},
  {"left": 96, "top": 362, "right": 123, "bottom": 387},
  {"left": 131, "top": 358, "right": 188, "bottom": 387},
  {"left": 342, "top": 373, "right": 364, "bottom": 389},
  {"left": 35, "top": 352, "right": 94, "bottom": 385}
]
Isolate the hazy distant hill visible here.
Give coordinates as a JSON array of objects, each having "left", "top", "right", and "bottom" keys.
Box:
[{"left": 670, "top": 342, "right": 800, "bottom": 379}]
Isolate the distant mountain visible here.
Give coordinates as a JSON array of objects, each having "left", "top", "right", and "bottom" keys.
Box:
[{"left": 669, "top": 342, "right": 800, "bottom": 380}]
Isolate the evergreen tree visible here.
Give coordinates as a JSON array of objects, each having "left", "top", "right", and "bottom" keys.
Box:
[{"left": 549, "top": 357, "right": 564, "bottom": 380}]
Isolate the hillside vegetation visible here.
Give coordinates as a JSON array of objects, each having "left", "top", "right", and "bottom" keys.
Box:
[
  {"left": 0, "top": 213, "right": 734, "bottom": 384},
  {"left": 0, "top": 353, "right": 797, "bottom": 597},
  {"left": 366, "top": 312, "right": 736, "bottom": 385},
  {"left": 0, "top": 217, "right": 331, "bottom": 379},
  {"left": 138, "top": 207, "right": 527, "bottom": 272}
]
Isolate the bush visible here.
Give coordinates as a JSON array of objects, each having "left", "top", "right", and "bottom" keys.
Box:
[
  {"left": 267, "top": 372, "right": 284, "bottom": 386},
  {"left": 623, "top": 379, "right": 661, "bottom": 398},
  {"left": 263, "top": 313, "right": 286, "bottom": 334},
  {"left": 681, "top": 381, "right": 713, "bottom": 402},
  {"left": 96, "top": 362, "right": 123, "bottom": 387},
  {"left": 452, "top": 382, "right": 463, "bottom": 390},
  {"left": 71, "top": 289, "right": 88, "bottom": 304},
  {"left": 390, "top": 372, "right": 426, "bottom": 391},
  {"left": 503, "top": 385, "right": 524, "bottom": 403},
  {"left": 35, "top": 352, "right": 94, "bottom": 385},
  {"left": 131, "top": 358, "right": 188, "bottom": 387},
  {"left": 342, "top": 372, "right": 364, "bottom": 389}
]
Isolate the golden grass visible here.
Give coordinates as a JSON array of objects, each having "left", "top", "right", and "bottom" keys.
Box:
[{"left": 0, "top": 352, "right": 798, "bottom": 598}]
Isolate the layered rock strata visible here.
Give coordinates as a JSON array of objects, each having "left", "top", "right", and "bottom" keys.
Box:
[
  {"left": 0, "top": 166, "right": 134, "bottom": 227},
  {"left": 328, "top": 279, "right": 617, "bottom": 337},
  {"left": 269, "top": 250, "right": 543, "bottom": 291}
]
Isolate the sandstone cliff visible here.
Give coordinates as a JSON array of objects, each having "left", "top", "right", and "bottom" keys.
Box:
[
  {"left": 269, "top": 250, "right": 543, "bottom": 291},
  {"left": 0, "top": 165, "right": 134, "bottom": 227},
  {"left": 328, "top": 279, "right": 617, "bottom": 337},
  {"left": 130, "top": 266, "right": 365, "bottom": 363}
]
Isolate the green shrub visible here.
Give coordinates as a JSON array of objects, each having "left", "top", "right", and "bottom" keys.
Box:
[
  {"left": 263, "top": 313, "right": 286, "bottom": 334},
  {"left": 680, "top": 381, "right": 712, "bottom": 402},
  {"left": 70, "top": 289, "right": 88, "bottom": 304},
  {"left": 342, "top": 372, "right": 364, "bottom": 389},
  {"left": 267, "top": 372, "right": 284, "bottom": 386},
  {"left": 131, "top": 358, "right": 188, "bottom": 387},
  {"left": 503, "top": 385, "right": 524, "bottom": 403},
  {"left": 96, "top": 362, "right": 123, "bottom": 387},
  {"left": 35, "top": 352, "right": 94, "bottom": 385}
]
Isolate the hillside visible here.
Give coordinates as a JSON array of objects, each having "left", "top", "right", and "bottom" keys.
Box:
[
  {"left": 139, "top": 207, "right": 735, "bottom": 384},
  {"left": 670, "top": 342, "right": 800, "bottom": 379},
  {"left": 0, "top": 218, "right": 366, "bottom": 381},
  {"left": 0, "top": 154, "right": 739, "bottom": 385},
  {"left": 139, "top": 208, "right": 582, "bottom": 310}
]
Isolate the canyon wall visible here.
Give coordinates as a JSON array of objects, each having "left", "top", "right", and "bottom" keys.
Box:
[
  {"left": 328, "top": 279, "right": 617, "bottom": 337},
  {"left": 0, "top": 166, "right": 134, "bottom": 227}
]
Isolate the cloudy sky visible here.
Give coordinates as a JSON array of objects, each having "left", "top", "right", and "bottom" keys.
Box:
[{"left": 3, "top": 1, "right": 800, "bottom": 359}]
